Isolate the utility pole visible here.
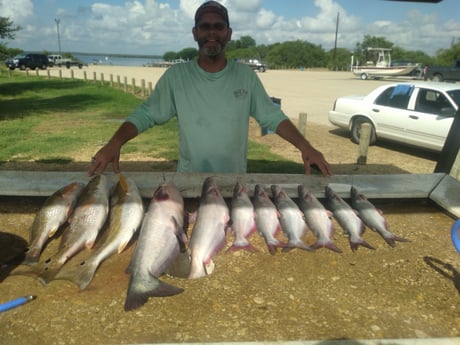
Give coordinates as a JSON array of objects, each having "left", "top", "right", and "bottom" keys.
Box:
[
  {"left": 55, "top": 18, "right": 61, "bottom": 55},
  {"left": 333, "top": 11, "right": 339, "bottom": 70}
]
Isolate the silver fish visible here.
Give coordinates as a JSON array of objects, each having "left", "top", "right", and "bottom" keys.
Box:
[
  {"left": 37, "top": 174, "right": 110, "bottom": 284},
  {"left": 297, "top": 185, "right": 342, "bottom": 253},
  {"left": 227, "top": 181, "right": 257, "bottom": 253},
  {"left": 350, "top": 186, "right": 410, "bottom": 247},
  {"left": 24, "top": 181, "right": 85, "bottom": 265},
  {"left": 271, "top": 185, "right": 312, "bottom": 252},
  {"left": 325, "top": 186, "right": 375, "bottom": 252},
  {"left": 253, "top": 184, "right": 284, "bottom": 255},
  {"left": 124, "top": 182, "right": 187, "bottom": 311},
  {"left": 55, "top": 174, "right": 144, "bottom": 290},
  {"left": 188, "top": 177, "right": 229, "bottom": 279}
]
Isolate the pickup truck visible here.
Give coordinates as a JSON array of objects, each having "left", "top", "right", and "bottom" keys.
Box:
[
  {"left": 424, "top": 59, "right": 460, "bottom": 82},
  {"left": 48, "top": 54, "right": 84, "bottom": 69},
  {"left": 239, "top": 59, "right": 268, "bottom": 72}
]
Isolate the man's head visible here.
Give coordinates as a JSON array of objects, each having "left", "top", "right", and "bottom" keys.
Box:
[
  {"left": 194, "top": 1, "right": 229, "bottom": 27},
  {"left": 193, "top": 1, "right": 232, "bottom": 60}
]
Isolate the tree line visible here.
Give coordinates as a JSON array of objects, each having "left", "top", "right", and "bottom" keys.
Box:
[{"left": 1, "top": 16, "right": 459, "bottom": 69}]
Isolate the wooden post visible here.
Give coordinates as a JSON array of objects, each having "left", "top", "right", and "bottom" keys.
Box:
[
  {"left": 59, "top": 69, "right": 62, "bottom": 80},
  {"left": 141, "top": 79, "right": 145, "bottom": 97},
  {"left": 35, "top": 69, "right": 39, "bottom": 77},
  {"left": 8, "top": 69, "right": 12, "bottom": 78},
  {"left": 26, "top": 69, "right": 30, "bottom": 78},
  {"left": 117, "top": 75, "right": 121, "bottom": 88},
  {"left": 83, "top": 71, "right": 87, "bottom": 81},
  {"left": 298, "top": 112, "right": 307, "bottom": 137},
  {"left": 93, "top": 71, "right": 97, "bottom": 82},
  {"left": 100, "top": 73, "right": 104, "bottom": 85},
  {"left": 124, "top": 77, "right": 128, "bottom": 93},
  {"left": 70, "top": 69, "right": 74, "bottom": 79},
  {"left": 132, "top": 78, "right": 136, "bottom": 94},
  {"left": 357, "top": 123, "right": 371, "bottom": 165},
  {"left": 148, "top": 81, "right": 153, "bottom": 95},
  {"left": 47, "top": 69, "right": 51, "bottom": 79},
  {"left": 110, "top": 74, "right": 113, "bottom": 87}
]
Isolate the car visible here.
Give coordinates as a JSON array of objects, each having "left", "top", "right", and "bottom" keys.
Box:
[
  {"left": 5, "top": 53, "right": 50, "bottom": 70},
  {"left": 328, "top": 81, "right": 460, "bottom": 152}
]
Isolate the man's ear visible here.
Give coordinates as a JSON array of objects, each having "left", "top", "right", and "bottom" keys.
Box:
[{"left": 192, "top": 27, "right": 198, "bottom": 42}]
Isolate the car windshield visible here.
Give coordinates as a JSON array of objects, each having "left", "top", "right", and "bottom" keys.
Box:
[
  {"left": 14, "top": 54, "right": 25, "bottom": 59},
  {"left": 447, "top": 89, "right": 460, "bottom": 107}
]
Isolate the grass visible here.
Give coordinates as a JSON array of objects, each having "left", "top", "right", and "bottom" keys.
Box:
[{"left": 0, "top": 67, "right": 304, "bottom": 173}]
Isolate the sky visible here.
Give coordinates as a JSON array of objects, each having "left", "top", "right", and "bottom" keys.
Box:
[{"left": 1, "top": 0, "right": 459, "bottom": 57}]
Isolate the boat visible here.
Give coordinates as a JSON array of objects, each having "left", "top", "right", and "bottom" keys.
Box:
[{"left": 351, "top": 48, "right": 419, "bottom": 80}]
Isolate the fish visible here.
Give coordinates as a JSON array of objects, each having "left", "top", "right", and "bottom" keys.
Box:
[
  {"left": 227, "top": 181, "right": 258, "bottom": 253},
  {"left": 54, "top": 174, "right": 144, "bottom": 290},
  {"left": 271, "top": 184, "right": 312, "bottom": 252},
  {"left": 252, "top": 184, "right": 284, "bottom": 255},
  {"left": 36, "top": 174, "right": 111, "bottom": 285},
  {"left": 297, "top": 185, "right": 342, "bottom": 253},
  {"left": 124, "top": 182, "right": 187, "bottom": 311},
  {"left": 350, "top": 186, "right": 410, "bottom": 247},
  {"left": 188, "top": 176, "right": 229, "bottom": 279},
  {"left": 325, "top": 186, "right": 375, "bottom": 252},
  {"left": 23, "top": 181, "right": 85, "bottom": 265}
]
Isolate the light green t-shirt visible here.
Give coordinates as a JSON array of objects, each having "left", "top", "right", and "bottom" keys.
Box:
[{"left": 126, "top": 59, "right": 288, "bottom": 173}]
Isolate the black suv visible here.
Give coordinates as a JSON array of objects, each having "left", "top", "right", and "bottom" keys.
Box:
[{"left": 5, "top": 53, "right": 50, "bottom": 70}]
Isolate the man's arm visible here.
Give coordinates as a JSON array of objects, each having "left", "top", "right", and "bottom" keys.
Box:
[
  {"left": 275, "top": 119, "right": 332, "bottom": 176},
  {"left": 87, "top": 121, "right": 139, "bottom": 176}
]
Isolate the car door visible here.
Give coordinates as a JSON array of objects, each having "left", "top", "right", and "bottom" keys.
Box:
[
  {"left": 405, "top": 87, "right": 455, "bottom": 151},
  {"left": 371, "top": 85, "right": 411, "bottom": 141}
]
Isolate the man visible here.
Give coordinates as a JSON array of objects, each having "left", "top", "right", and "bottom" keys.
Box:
[{"left": 88, "top": 1, "right": 332, "bottom": 176}]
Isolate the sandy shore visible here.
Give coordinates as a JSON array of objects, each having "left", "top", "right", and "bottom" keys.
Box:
[{"left": 41, "top": 64, "right": 397, "bottom": 126}]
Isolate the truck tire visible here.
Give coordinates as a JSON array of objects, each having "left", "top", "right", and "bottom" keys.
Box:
[
  {"left": 258, "top": 66, "right": 266, "bottom": 72},
  {"left": 351, "top": 117, "right": 376, "bottom": 144},
  {"left": 360, "top": 73, "right": 368, "bottom": 80},
  {"left": 432, "top": 74, "right": 444, "bottom": 82}
]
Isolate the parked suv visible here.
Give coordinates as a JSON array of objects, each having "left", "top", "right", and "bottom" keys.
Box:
[{"left": 5, "top": 53, "right": 50, "bottom": 70}]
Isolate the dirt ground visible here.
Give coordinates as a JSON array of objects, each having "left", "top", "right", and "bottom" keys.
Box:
[{"left": 1, "top": 119, "right": 460, "bottom": 345}]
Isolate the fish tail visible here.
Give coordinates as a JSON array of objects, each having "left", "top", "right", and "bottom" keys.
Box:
[
  {"left": 350, "top": 239, "right": 376, "bottom": 252},
  {"left": 282, "top": 240, "right": 313, "bottom": 252},
  {"left": 311, "top": 240, "right": 342, "bottom": 253},
  {"left": 266, "top": 241, "right": 285, "bottom": 255},
  {"left": 226, "top": 243, "right": 258, "bottom": 253},
  {"left": 124, "top": 275, "right": 183, "bottom": 311},
  {"left": 37, "top": 261, "right": 64, "bottom": 285},
  {"left": 382, "top": 233, "right": 410, "bottom": 247},
  {"left": 54, "top": 260, "right": 99, "bottom": 290},
  {"left": 22, "top": 249, "right": 41, "bottom": 266}
]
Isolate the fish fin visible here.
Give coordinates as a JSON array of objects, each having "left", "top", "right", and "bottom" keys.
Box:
[
  {"left": 350, "top": 239, "right": 376, "bottom": 252},
  {"left": 382, "top": 233, "right": 410, "bottom": 247},
  {"left": 37, "top": 262, "right": 63, "bottom": 285},
  {"left": 118, "top": 174, "right": 129, "bottom": 193},
  {"left": 124, "top": 277, "right": 183, "bottom": 311},
  {"left": 117, "top": 239, "right": 131, "bottom": 254},
  {"left": 226, "top": 243, "right": 259, "bottom": 253},
  {"left": 282, "top": 241, "right": 313, "bottom": 252},
  {"left": 54, "top": 259, "right": 98, "bottom": 290},
  {"left": 311, "top": 241, "right": 342, "bottom": 253},
  {"left": 48, "top": 225, "right": 60, "bottom": 238}
]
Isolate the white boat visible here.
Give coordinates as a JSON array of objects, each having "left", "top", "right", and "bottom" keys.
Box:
[{"left": 352, "top": 48, "right": 419, "bottom": 80}]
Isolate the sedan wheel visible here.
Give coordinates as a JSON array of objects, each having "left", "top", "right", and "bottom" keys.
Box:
[
  {"left": 432, "top": 74, "right": 444, "bottom": 82},
  {"left": 351, "top": 117, "right": 376, "bottom": 144}
]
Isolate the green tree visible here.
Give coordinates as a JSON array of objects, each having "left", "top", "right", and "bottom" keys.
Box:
[
  {"left": 327, "top": 47, "right": 352, "bottom": 70},
  {"left": 265, "top": 40, "right": 326, "bottom": 68},
  {"left": 0, "top": 17, "right": 21, "bottom": 40},
  {"left": 435, "top": 41, "right": 460, "bottom": 66}
]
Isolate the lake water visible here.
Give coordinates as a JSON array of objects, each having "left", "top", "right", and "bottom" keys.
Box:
[{"left": 72, "top": 53, "right": 163, "bottom": 67}]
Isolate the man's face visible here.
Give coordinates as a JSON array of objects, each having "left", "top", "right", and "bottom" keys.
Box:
[{"left": 193, "top": 12, "right": 232, "bottom": 58}]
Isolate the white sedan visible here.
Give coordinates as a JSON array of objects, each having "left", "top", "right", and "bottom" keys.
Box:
[{"left": 328, "top": 81, "right": 460, "bottom": 152}]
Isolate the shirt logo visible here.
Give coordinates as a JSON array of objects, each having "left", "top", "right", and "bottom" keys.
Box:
[{"left": 233, "top": 89, "right": 248, "bottom": 98}]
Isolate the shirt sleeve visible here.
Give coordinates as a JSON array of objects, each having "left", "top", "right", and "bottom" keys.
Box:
[
  {"left": 125, "top": 70, "right": 177, "bottom": 134},
  {"left": 249, "top": 73, "right": 289, "bottom": 132}
]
